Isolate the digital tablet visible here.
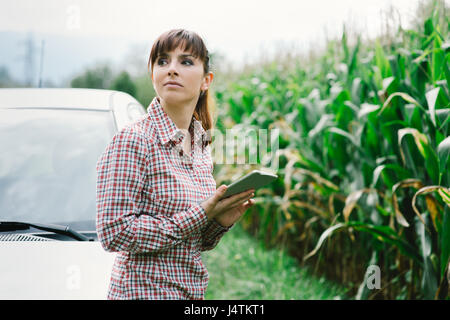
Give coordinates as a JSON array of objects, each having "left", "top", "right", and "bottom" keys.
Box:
[{"left": 220, "top": 170, "right": 278, "bottom": 200}]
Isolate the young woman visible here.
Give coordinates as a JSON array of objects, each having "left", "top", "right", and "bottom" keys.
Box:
[{"left": 96, "top": 29, "right": 255, "bottom": 300}]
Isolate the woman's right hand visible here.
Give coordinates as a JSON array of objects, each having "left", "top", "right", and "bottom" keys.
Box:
[{"left": 200, "top": 185, "right": 255, "bottom": 222}]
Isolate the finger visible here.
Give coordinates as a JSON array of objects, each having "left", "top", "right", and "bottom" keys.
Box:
[
  {"left": 236, "top": 199, "right": 255, "bottom": 214},
  {"left": 228, "top": 194, "right": 254, "bottom": 210},
  {"left": 221, "top": 187, "right": 254, "bottom": 200},
  {"left": 243, "top": 197, "right": 256, "bottom": 208},
  {"left": 214, "top": 185, "right": 229, "bottom": 203},
  {"left": 244, "top": 199, "right": 255, "bottom": 208},
  {"left": 201, "top": 185, "right": 228, "bottom": 215},
  {"left": 225, "top": 189, "right": 255, "bottom": 205},
  {"left": 215, "top": 189, "right": 254, "bottom": 213},
  {"left": 242, "top": 198, "right": 255, "bottom": 207},
  {"left": 225, "top": 196, "right": 254, "bottom": 212}
]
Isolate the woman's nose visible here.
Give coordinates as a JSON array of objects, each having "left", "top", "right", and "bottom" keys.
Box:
[{"left": 167, "top": 61, "right": 179, "bottom": 76}]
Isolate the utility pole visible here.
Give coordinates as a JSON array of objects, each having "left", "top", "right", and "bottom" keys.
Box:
[
  {"left": 38, "top": 39, "right": 45, "bottom": 88},
  {"left": 23, "top": 32, "right": 36, "bottom": 87}
]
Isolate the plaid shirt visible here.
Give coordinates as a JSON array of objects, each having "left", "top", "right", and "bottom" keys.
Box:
[{"left": 96, "top": 97, "right": 229, "bottom": 300}]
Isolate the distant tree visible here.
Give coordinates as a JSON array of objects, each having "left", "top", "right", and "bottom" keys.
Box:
[
  {"left": 133, "top": 74, "right": 155, "bottom": 108},
  {"left": 0, "top": 66, "right": 20, "bottom": 88},
  {"left": 70, "top": 65, "right": 113, "bottom": 89},
  {"left": 110, "top": 71, "right": 137, "bottom": 97}
]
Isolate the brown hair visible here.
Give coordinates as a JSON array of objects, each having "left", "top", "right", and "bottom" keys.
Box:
[{"left": 148, "top": 29, "right": 215, "bottom": 146}]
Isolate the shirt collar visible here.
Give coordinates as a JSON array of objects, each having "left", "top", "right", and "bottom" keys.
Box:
[{"left": 148, "top": 96, "right": 207, "bottom": 147}]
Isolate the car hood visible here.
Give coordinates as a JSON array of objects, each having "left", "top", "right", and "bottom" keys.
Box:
[{"left": 0, "top": 241, "right": 116, "bottom": 299}]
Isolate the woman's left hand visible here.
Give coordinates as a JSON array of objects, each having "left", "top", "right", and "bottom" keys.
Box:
[{"left": 213, "top": 197, "right": 256, "bottom": 227}]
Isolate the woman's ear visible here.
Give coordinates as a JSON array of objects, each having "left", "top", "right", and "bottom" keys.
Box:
[{"left": 201, "top": 72, "right": 214, "bottom": 91}]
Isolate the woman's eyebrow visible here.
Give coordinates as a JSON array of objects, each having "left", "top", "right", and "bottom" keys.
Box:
[{"left": 157, "top": 52, "right": 195, "bottom": 58}]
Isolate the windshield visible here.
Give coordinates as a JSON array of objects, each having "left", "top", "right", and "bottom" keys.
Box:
[{"left": 0, "top": 108, "right": 115, "bottom": 227}]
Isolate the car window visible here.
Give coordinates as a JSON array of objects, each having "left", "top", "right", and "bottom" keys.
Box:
[{"left": 0, "top": 108, "right": 115, "bottom": 227}]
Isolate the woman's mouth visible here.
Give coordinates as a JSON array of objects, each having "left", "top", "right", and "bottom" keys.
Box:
[{"left": 164, "top": 81, "right": 183, "bottom": 88}]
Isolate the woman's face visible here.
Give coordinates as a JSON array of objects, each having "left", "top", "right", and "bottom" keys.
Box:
[{"left": 151, "top": 45, "right": 213, "bottom": 106}]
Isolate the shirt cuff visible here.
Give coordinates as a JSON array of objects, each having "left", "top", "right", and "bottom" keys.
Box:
[
  {"left": 174, "top": 202, "right": 209, "bottom": 239},
  {"left": 207, "top": 219, "right": 233, "bottom": 237}
]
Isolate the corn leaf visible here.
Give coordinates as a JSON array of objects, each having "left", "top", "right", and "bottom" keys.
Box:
[
  {"left": 398, "top": 128, "right": 429, "bottom": 165},
  {"left": 415, "top": 213, "right": 438, "bottom": 299},
  {"left": 303, "top": 223, "right": 345, "bottom": 261},
  {"left": 440, "top": 206, "right": 450, "bottom": 278},
  {"left": 378, "top": 92, "right": 425, "bottom": 116},
  {"left": 392, "top": 179, "right": 424, "bottom": 227},
  {"left": 437, "top": 136, "right": 450, "bottom": 176},
  {"left": 412, "top": 186, "right": 447, "bottom": 232},
  {"left": 425, "top": 87, "right": 440, "bottom": 127}
]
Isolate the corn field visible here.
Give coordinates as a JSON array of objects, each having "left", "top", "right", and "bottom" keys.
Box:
[{"left": 211, "top": 2, "right": 450, "bottom": 299}]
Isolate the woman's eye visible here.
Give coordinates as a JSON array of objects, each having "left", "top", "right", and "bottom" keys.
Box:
[
  {"left": 156, "top": 57, "right": 193, "bottom": 66},
  {"left": 157, "top": 58, "right": 167, "bottom": 65}
]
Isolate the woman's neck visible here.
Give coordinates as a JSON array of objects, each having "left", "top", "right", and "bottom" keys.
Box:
[{"left": 159, "top": 97, "right": 196, "bottom": 132}]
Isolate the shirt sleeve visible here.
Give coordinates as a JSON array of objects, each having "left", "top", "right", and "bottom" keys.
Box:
[
  {"left": 201, "top": 219, "right": 232, "bottom": 251},
  {"left": 95, "top": 129, "right": 208, "bottom": 254}
]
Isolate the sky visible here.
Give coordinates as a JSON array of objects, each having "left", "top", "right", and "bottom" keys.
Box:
[{"left": 0, "top": 0, "right": 425, "bottom": 85}]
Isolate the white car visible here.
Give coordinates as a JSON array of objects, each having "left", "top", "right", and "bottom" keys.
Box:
[{"left": 0, "top": 88, "right": 146, "bottom": 299}]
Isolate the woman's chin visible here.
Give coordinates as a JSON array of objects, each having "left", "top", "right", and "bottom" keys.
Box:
[{"left": 160, "top": 94, "right": 196, "bottom": 106}]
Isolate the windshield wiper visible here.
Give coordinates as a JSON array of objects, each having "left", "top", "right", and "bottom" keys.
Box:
[{"left": 0, "top": 221, "right": 93, "bottom": 241}]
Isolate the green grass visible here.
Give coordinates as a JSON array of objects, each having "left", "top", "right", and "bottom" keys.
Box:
[{"left": 202, "top": 223, "right": 349, "bottom": 300}]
